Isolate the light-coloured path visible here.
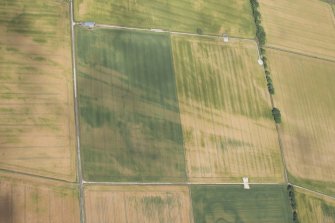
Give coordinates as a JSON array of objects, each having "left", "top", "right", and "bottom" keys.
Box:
[
  {"left": 94, "top": 23, "right": 256, "bottom": 42},
  {"left": 82, "top": 181, "right": 282, "bottom": 186},
  {"left": 69, "top": 1, "right": 86, "bottom": 223}
]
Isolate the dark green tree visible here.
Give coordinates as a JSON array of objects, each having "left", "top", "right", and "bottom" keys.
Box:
[
  {"left": 250, "top": 0, "right": 259, "bottom": 9},
  {"left": 253, "top": 10, "right": 261, "bottom": 22},
  {"left": 267, "top": 83, "right": 275, "bottom": 95},
  {"left": 272, "top": 107, "right": 281, "bottom": 123},
  {"left": 256, "top": 25, "right": 266, "bottom": 46}
]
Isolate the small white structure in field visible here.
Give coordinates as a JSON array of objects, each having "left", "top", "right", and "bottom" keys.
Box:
[
  {"left": 258, "top": 58, "right": 264, "bottom": 66},
  {"left": 243, "top": 177, "right": 250, "bottom": 189},
  {"left": 223, "top": 33, "right": 229, "bottom": 42},
  {"left": 82, "top": 22, "right": 96, "bottom": 29}
]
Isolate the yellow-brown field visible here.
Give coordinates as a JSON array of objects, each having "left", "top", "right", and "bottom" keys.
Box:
[
  {"left": 171, "top": 35, "right": 284, "bottom": 183},
  {"left": 84, "top": 185, "right": 193, "bottom": 223},
  {"left": 259, "top": 0, "right": 335, "bottom": 60},
  {"left": 267, "top": 49, "right": 335, "bottom": 194},
  {"left": 0, "top": 0, "right": 76, "bottom": 181},
  {"left": 0, "top": 172, "right": 79, "bottom": 223},
  {"left": 295, "top": 188, "right": 335, "bottom": 223}
]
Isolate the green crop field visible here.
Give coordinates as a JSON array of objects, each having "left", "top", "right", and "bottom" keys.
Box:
[
  {"left": 74, "top": 0, "right": 255, "bottom": 37},
  {"left": 171, "top": 35, "right": 284, "bottom": 183},
  {"left": 0, "top": 0, "right": 76, "bottom": 181},
  {"left": 75, "top": 27, "right": 186, "bottom": 182},
  {"left": 267, "top": 49, "right": 335, "bottom": 195},
  {"left": 295, "top": 187, "right": 335, "bottom": 223},
  {"left": 191, "top": 185, "right": 292, "bottom": 223}
]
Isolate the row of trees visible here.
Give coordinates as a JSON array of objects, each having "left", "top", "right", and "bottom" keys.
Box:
[
  {"left": 250, "top": 0, "right": 274, "bottom": 95},
  {"left": 250, "top": 0, "right": 282, "bottom": 124},
  {"left": 287, "top": 185, "right": 299, "bottom": 223},
  {"left": 250, "top": 0, "right": 266, "bottom": 46}
]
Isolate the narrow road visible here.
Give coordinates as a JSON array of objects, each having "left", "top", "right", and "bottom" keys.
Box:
[
  {"left": 83, "top": 181, "right": 283, "bottom": 186},
  {"left": 94, "top": 23, "right": 256, "bottom": 43},
  {"left": 69, "top": 1, "right": 86, "bottom": 223}
]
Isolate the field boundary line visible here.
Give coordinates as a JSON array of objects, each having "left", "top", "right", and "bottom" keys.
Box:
[
  {"left": 292, "top": 184, "right": 335, "bottom": 200},
  {"left": 82, "top": 181, "right": 283, "bottom": 186},
  {"left": 84, "top": 181, "right": 335, "bottom": 201},
  {"left": 0, "top": 168, "right": 77, "bottom": 184},
  {"left": 77, "top": 23, "right": 256, "bottom": 43},
  {"left": 274, "top": 124, "right": 289, "bottom": 183},
  {"left": 265, "top": 46, "right": 335, "bottom": 63},
  {"left": 69, "top": 1, "right": 86, "bottom": 223}
]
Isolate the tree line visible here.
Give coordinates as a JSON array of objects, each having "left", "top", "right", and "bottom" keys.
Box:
[
  {"left": 250, "top": 0, "right": 282, "bottom": 124},
  {"left": 287, "top": 184, "right": 299, "bottom": 223}
]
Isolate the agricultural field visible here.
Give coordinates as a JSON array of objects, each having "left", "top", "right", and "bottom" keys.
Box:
[
  {"left": 295, "top": 187, "right": 335, "bottom": 223},
  {"left": 171, "top": 35, "right": 284, "bottom": 183},
  {"left": 84, "top": 185, "right": 193, "bottom": 223},
  {"left": 0, "top": 0, "right": 76, "bottom": 181},
  {"left": 0, "top": 171, "right": 80, "bottom": 223},
  {"left": 259, "top": 0, "right": 335, "bottom": 60},
  {"left": 74, "top": 0, "right": 255, "bottom": 37},
  {"left": 76, "top": 28, "right": 186, "bottom": 182},
  {"left": 267, "top": 49, "right": 335, "bottom": 195},
  {"left": 191, "top": 185, "right": 292, "bottom": 223}
]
